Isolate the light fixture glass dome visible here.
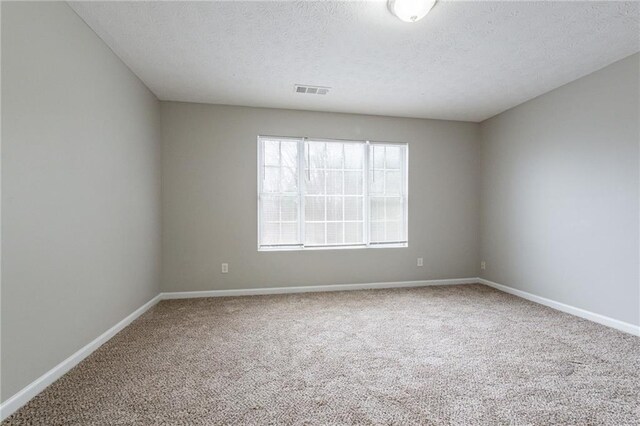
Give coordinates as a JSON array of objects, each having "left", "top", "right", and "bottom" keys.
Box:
[{"left": 388, "top": 0, "right": 437, "bottom": 23}]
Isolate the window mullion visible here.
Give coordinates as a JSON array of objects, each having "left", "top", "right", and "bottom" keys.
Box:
[
  {"left": 299, "top": 139, "right": 305, "bottom": 247},
  {"left": 341, "top": 144, "right": 345, "bottom": 244},
  {"left": 257, "top": 139, "right": 263, "bottom": 249},
  {"left": 323, "top": 144, "right": 327, "bottom": 246},
  {"left": 402, "top": 145, "right": 408, "bottom": 243},
  {"left": 364, "top": 141, "right": 370, "bottom": 247},
  {"left": 277, "top": 142, "right": 282, "bottom": 244}
]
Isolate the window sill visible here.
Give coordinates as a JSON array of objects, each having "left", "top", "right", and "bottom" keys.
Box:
[{"left": 258, "top": 243, "right": 408, "bottom": 252}]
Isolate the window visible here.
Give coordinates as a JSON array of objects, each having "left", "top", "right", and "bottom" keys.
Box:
[{"left": 258, "top": 136, "right": 407, "bottom": 250}]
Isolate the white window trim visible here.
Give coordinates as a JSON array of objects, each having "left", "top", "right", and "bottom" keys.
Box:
[{"left": 257, "top": 135, "right": 408, "bottom": 252}]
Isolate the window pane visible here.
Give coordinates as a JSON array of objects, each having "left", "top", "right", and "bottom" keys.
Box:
[
  {"left": 305, "top": 223, "right": 325, "bottom": 245},
  {"left": 281, "top": 197, "right": 298, "bottom": 221},
  {"left": 280, "top": 223, "right": 299, "bottom": 244},
  {"left": 260, "top": 137, "right": 406, "bottom": 250},
  {"left": 259, "top": 138, "right": 302, "bottom": 248},
  {"left": 370, "top": 197, "right": 385, "bottom": 221},
  {"left": 261, "top": 222, "right": 279, "bottom": 245},
  {"left": 327, "top": 222, "right": 344, "bottom": 245},
  {"left": 305, "top": 196, "right": 325, "bottom": 221},
  {"left": 326, "top": 171, "right": 343, "bottom": 195},
  {"left": 302, "top": 141, "right": 366, "bottom": 248},
  {"left": 369, "top": 170, "right": 384, "bottom": 194},
  {"left": 326, "top": 143, "right": 343, "bottom": 169},
  {"left": 280, "top": 167, "right": 297, "bottom": 192},
  {"left": 264, "top": 140, "right": 280, "bottom": 166},
  {"left": 385, "top": 170, "right": 401, "bottom": 194},
  {"left": 306, "top": 170, "right": 324, "bottom": 194},
  {"left": 280, "top": 141, "right": 298, "bottom": 169},
  {"left": 344, "top": 222, "right": 363, "bottom": 244},
  {"left": 372, "top": 145, "right": 385, "bottom": 168},
  {"left": 370, "top": 221, "right": 384, "bottom": 242},
  {"left": 385, "top": 146, "right": 401, "bottom": 169},
  {"left": 344, "top": 171, "right": 362, "bottom": 195},
  {"left": 386, "top": 221, "right": 401, "bottom": 241},
  {"left": 344, "top": 196, "right": 363, "bottom": 221},
  {"left": 385, "top": 197, "right": 402, "bottom": 222},
  {"left": 307, "top": 142, "right": 325, "bottom": 169},
  {"left": 262, "top": 197, "right": 279, "bottom": 222},
  {"left": 367, "top": 144, "right": 407, "bottom": 245},
  {"left": 263, "top": 166, "right": 280, "bottom": 193},
  {"left": 344, "top": 144, "right": 364, "bottom": 169},
  {"left": 327, "top": 197, "right": 343, "bottom": 221}
]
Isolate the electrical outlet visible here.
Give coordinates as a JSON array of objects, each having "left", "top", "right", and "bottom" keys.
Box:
[
  {"left": 221, "top": 263, "right": 229, "bottom": 274},
  {"left": 480, "top": 261, "right": 486, "bottom": 270},
  {"left": 417, "top": 257, "right": 423, "bottom": 267}
]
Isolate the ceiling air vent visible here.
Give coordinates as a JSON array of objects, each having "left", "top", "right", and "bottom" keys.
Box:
[{"left": 294, "top": 84, "right": 330, "bottom": 95}]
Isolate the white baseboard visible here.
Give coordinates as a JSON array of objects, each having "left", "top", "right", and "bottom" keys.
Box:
[
  {"left": 5, "top": 277, "right": 635, "bottom": 421},
  {"left": 0, "top": 278, "right": 474, "bottom": 419},
  {"left": 160, "top": 277, "right": 479, "bottom": 300},
  {"left": 0, "top": 294, "right": 162, "bottom": 421},
  {"left": 478, "top": 278, "right": 640, "bottom": 337}
]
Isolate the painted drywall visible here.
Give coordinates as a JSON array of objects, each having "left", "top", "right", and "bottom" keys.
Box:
[
  {"left": 479, "top": 53, "right": 640, "bottom": 326},
  {"left": 161, "top": 103, "right": 480, "bottom": 292},
  {"left": 1, "top": 2, "right": 161, "bottom": 401}
]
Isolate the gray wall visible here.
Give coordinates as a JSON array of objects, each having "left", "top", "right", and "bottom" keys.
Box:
[
  {"left": 479, "top": 53, "right": 640, "bottom": 326},
  {"left": 161, "top": 102, "right": 480, "bottom": 292},
  {"left": 3, "top": 0, "right": 636, "bottom": 407},
  {"left": 1, "top": 2, "right": 161, "bottom": 401}
]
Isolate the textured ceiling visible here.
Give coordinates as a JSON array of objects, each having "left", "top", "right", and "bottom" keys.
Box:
[{"left": 69, "top": 1, "right": 640, "bottom": 122}]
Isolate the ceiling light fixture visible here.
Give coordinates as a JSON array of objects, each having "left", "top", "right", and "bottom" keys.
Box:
[{"left": 388, "top": 0, "right": 437, "bottom": 23}]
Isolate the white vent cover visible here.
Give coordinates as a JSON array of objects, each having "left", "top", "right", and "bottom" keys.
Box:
[{"left": 294, "top": 84, "right": 330, "bottom": 95}]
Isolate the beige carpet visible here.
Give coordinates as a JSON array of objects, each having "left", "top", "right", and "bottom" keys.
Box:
[{"left": 3, "top": 284, "right": 639, "bottom": 425}]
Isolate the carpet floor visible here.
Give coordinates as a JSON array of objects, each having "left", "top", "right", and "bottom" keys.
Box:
[{"left": 3, "top": 284, "right": 639, "bottom": 425}]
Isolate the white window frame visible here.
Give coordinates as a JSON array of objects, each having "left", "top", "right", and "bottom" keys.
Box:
[{"left": 257, "top": 135, "right": 408, "bottom": 251}]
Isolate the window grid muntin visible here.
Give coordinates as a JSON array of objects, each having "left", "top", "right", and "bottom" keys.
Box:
[
  {"left": 303, "top": 141, "right": 365, "bottom": 246},
  {"left": 368, "top": 144, "right": 406, "bottom": 244},
  {"left": 258, "top": 137, "right": 407, "bottom": 250},
  {"left": 258, "top": 138, "right": 302, "bottom": 247}
]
